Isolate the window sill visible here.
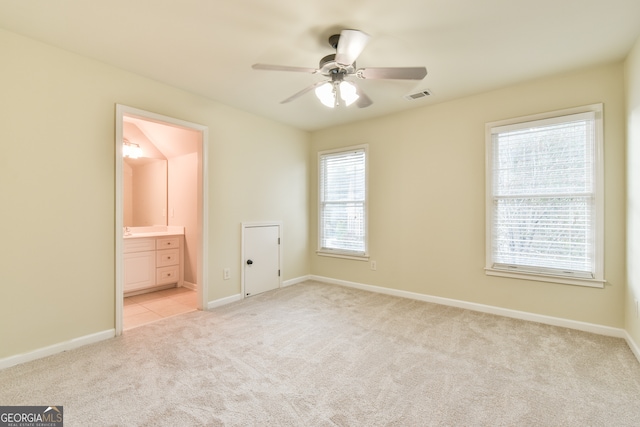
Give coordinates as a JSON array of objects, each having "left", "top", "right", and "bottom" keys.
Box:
[
  {"left": 316, "top": 250, "right": 369, "bottom": 261},
  {"left": 485, "top": 268, "right": 605, "bottom": 288}
]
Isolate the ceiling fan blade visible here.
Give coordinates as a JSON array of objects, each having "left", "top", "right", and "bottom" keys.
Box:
[
  {"left": 356, "top": 90, "right": 373, "bottom": 108},
  {"left": 357, "top": 67, "right": 427, "bottom": 80},
  {"left": 335, "top": 29, "right": 371, "bottom": 66},
  {"left": 280, "top": 81, "right": 328, "bottom": 104},
  {"left": 252, "top": 63, "right": 317, "bottom": 74}
]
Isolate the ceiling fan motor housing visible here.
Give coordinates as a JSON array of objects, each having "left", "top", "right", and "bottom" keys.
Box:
[
  {"left": 319, "top": 54, "right": 356, "bottom": 76},
  {"left": 328, "top": 34, "right": 341, "bottom": 49}
]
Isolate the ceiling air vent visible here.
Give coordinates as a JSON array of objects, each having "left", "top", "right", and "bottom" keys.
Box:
[{"left": 404, "top": 89, "right": 432, "bottom": 100}]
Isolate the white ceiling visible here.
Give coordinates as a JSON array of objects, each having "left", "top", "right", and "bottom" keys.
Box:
[{"left": 1, "top": 0, "right": 639, "bottom": 131}]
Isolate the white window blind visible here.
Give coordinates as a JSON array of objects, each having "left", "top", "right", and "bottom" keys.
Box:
[
  {"left": 319, "top": 146, "right": 367, "bottom": 255},
  {"left": 487, "top": 107, "right": 603, "bottom": 285}
]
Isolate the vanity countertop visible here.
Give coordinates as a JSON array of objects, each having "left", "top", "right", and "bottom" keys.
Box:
[
  {"left": 123, "top": 226, "right": 184, "bottom": 239},
  {"left": 124, "top": 231, "right": 183, "bottom": 239}
]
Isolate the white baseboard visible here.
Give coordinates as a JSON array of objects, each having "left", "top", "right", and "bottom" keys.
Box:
[
  {"left": 625, "top": 330, "right": 640, "bottom": 363},
  {"left": 207, "top": 293, "right": 242, "bottom": 309},
  {"left": 309, "top": 275, "right": 640, "bottom": 364},
  {"left": 310, "top": 275, "right": 629, "bottom": 340},
  {"left": 182, "top": 281, "right": 198, "bottom": 291},
  {"left": 4, "top": 279, "right": 637, "bottom": 370},
  {"left": 0, "top": 329, "right": 115, "bottom": 371},
  {"left": 283, "top": 275, "right": 311, "bottom": 288},
  {"left": 205, "top": 276, "right": 311, "bottom": 309}
]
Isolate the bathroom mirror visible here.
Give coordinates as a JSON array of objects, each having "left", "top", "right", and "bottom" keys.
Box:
[{"left": 123, "top": 157, "right": 168, "bottom": 227}]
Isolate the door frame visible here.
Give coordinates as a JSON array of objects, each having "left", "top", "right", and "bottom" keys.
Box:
[
  {"left": 241, "top": 222, "right": 282, "bottom": 298},
  {"left": 115, "top": 104, "right": 209, "bottom": 335}
]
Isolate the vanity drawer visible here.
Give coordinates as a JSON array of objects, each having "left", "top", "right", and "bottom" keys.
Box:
[
  {"left": 157, "top": 237, "right": 180, "bottom": 249},
  {"left": 157, "top": 265, "right": 179, "bottom": 285},
  {"left": 156, "top": 249, "right": 179, "bottom": 267},
  {"left": 123, "top": 238, "right": 155, "bottom": 254}
]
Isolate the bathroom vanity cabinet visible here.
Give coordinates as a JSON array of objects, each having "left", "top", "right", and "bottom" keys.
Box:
[{"left": 123, "top": 234, "right": 184, "bottom": 294}]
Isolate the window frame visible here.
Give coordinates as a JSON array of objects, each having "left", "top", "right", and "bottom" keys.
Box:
[
  {"left": 485, "top": 104, "right": 604, "bottom": 288},
  {"left": 317, "top": 144, "right": 369, "bottom": 260}
]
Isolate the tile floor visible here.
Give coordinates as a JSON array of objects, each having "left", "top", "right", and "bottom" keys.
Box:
[{"left": 123, "top": 287, "right": 197, "bottom": 330}]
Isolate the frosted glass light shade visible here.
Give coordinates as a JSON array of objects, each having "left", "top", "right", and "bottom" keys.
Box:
[
  {"left": 315, "top": 82, "right": 336, "bottom": 108},
  {"left": 339, "top": 81, "right": 359, "bottom": 106}
]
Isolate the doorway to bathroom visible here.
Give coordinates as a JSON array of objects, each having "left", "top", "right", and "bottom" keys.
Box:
[{"left": 115, "top": 105, "right": 209, "bottom": 335}]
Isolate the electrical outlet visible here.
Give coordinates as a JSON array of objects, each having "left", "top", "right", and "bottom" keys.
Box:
[
  {"left": 223, "top": 268, "right": 230, "bottom": 280},
  {"left": 370, "top": 261, "right": 377, "bottom": 271}
]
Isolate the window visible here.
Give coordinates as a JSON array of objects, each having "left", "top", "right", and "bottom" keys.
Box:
[
  {"left": 485, "top": 104, "right": 603, "bottom": 287},
  {"left": 318, "top": 145, "right": 368, "bottom": 259}
]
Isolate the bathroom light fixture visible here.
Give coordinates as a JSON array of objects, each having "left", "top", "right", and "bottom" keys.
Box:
[
  {"left": 123, "top": 139, "right": 142, "bottom": 159},
  {"left": 314, "top": 77, "right": 360, "bottom": 108}
]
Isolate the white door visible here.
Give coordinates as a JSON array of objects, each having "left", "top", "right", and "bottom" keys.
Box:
[{"left": 243, "top": 224, "right": 280, "bottom": 297}]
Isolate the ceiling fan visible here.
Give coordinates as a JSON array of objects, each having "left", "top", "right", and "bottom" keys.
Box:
[{"left": 252, "top": 29, "right": 427, "bottom": 108}]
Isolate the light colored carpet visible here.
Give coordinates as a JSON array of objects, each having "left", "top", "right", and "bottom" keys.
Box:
[{"left": 1, "top": 280, "right": 639, "bottom": 426}]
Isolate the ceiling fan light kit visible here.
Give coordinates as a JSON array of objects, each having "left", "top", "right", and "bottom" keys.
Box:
[
  {"left": 252, "top": 29, "right": 428, "bottom": 109},
  {"left": 315, "top": 80, "right": 360, "bottom": 108}
]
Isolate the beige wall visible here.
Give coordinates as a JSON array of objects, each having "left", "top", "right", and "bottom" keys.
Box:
[
  {"left": 0, "top": 28, "right": 310, "bottom": 359},
  {"left": 0, "top": 23, "right": 634, "bottom": 363},
  {"left": 168, "top": 153, "right": 198, "bottom": 284},
  {"left": 626, "top": 36, "right": 640, "bottom": 346},
  {"left": 311, "top": 63, "right": 627, "bottom": 328}
]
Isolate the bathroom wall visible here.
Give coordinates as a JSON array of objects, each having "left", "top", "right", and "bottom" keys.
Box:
[
  {"left": 123, "top": 162, "right": 133, "bottom": 225},
  {"left": 168, "top": 152, "right": 198, "bottom": 285}
]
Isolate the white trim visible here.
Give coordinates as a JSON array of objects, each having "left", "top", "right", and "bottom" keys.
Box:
[
  {"left": 282, "top": 275, "right": 311, "bottom": 287},
  {"left": 624, "top": 331, "right": 640, "bottom": 364},
  {"left": 182, "top": 281, "right": 198, "bottom": 291},
  {"left": 115, "top": 105, "right": 209, "bottom": 335},
  {"left": 485, "top": 268, "right": 605, "bottom": 288},
  {"left": 115, "top": 106, "right": 125, "bottom": 336},
  {"left": 199, "top": 126, "right": 210, "bottom": 312},
  {"left": 310, "top": 275, "right": 628, "bottom": 339},
  {"left": 490, "top": 111, "right": 596, "bottom": 134},
  {"left": 485, "top": 103, "right": 604, "bottom": 287},
  {"left": 207, "top": 293, "right": 242, "bottom": 309},
  {"left": 0, "top": 330, "right": 115, "bottom": 371},
  {"left": 317, "top": 144, "right": 369, "bottom": 257},
  {"left": 316, "top": 251, "right": 370, "bottom": 261}
]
